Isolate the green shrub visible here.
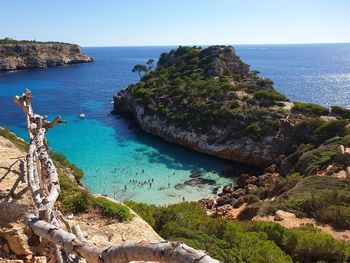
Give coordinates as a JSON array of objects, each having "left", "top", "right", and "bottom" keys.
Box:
[
  {"left": 93, "top": 196, "right": 132, "bottom": 221},
  {"left": 331, "top": 106, "right": 350, "bottom": 118},
  {"left": 244, "top": 194, "right": 261, "bottom": 204},
  {"left": 254, "top": 89, "right": 288, "bottom": 102},
  {"left": 314, "top": 119, "right": 348, "bottom": 143},
  {"left": 250, "top": 222, "right": 350, "bottom": 262},
  {"left": 316, "top": 205, "right": 350, "bottom": 229},
  {"left": 292, "top": 102, "right": 329, "bottom": 116},
  {"left": 50, "top": 151, "right": 84, "bottom": 182},
  {"left": 59, "top": 172, "right": 92, "bottom": 213},
  {"left": 0, "top": 127, "right": 28, "bottom": 150},
  {"left": 128, "top": 201, "right": 350, "bottom": 262}
]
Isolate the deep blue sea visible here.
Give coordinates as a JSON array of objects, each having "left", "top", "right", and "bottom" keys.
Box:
[{"left": 0, "top": 43, "right": 349, "bottom": 204}]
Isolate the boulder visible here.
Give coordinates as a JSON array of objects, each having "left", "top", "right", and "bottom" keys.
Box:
[
  {"left": 274, "top": 210, "right": 285, "bottom": 221},
  {"left": 174, "top": 183, "right": 184, "bottom": 190},
  {"left": 216, "top": 195, "right": 230, "bottom": 206},
  {"left": 264, "top": 163, "right": 277, "bottom": 173},
  {"left": 0, "top": 223, "right": 32, "bottom": 256},
  {"left": 189, "top": 170, "right": 203, "bottom": 178},
  {"left": 222, "top": 184, "right": 233, "bottom": 194},
  {"left": 229, "top": 198, "right": 238, "bottom": 207},
  {"left": 245, "top": 184, "right": 258, "bottom": 194},
  {"left": 198, "top": 198, "right": 215, "bottom": 209},
  {"left": 246, "top": 176, "right": 258, "bottom": 185},
  {"left": 258, "top": 173, "right": 274, "bottom": 187},
  {"left": 233, "top": 197, "right": 245, "bottom": 208},
  {"left": 231, "top": 188, "right": 246, "bottom": 198},
  {"left": 236, "top": 174, "right": 250, "bottom": 188}
]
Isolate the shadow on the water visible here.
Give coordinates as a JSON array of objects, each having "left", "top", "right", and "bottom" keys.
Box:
[{"left": 109, "top": 112, "right": 260, "bottom": 177}]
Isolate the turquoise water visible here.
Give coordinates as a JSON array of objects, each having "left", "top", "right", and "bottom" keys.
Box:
[{"left": 1, "top": 44, "right": 350, "bottom": 204}]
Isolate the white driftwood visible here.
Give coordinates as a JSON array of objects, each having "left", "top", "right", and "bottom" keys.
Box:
[
  {"left": 27, "top": 215, "right": 219, "bottom": 263},
  {"left": 15, "top": 91, "right": 221, "bottom": 263}
]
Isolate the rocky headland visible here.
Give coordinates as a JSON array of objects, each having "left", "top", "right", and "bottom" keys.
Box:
[
  {"left": 113, "top": 45, "right": 349, "bottom": 168},
  {"left": 0, "top": 38, "right": 93, "bottom": 71}
]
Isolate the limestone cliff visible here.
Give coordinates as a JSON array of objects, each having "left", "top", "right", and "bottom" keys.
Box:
[
  {"left": 113, "top": 45, "right": 349, "bottom": 169},
  {"left": 0, "top": 39, "right": 93, "bottom": 71}
]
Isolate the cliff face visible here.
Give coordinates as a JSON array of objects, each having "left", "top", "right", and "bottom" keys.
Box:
[
  {"left": 113, "top": 45, "right": 349, "bottom": 169},
  {"left": 114, "top": 89, "right": 290, "bottom": 167},
  {"left": 0, "top": 40, "right": 93, "bottom": 71}
]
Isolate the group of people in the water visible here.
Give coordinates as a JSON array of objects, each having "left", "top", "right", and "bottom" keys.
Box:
[{"left": 125, "top": 178, "right": 155, "bottom": 189}]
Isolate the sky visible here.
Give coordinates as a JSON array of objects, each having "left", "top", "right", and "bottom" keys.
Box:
[{"left": 1, "top": 0, "right": 349, "bottom": 47}]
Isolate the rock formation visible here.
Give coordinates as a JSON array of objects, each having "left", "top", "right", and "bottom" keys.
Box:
[{"left": 0, "top": 39, "right": 93, "bottom": 71}]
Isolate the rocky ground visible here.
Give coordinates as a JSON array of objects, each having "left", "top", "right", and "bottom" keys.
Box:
[
  {"left": 198, "top": 166, "right": 350, "bottom": 242},
  {"left": 0, "top": 134, "right": 161, "bottom": 262}
]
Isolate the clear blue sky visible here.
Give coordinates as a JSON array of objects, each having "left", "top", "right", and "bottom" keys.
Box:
[{"left": 1, "top": 0, "right": 349, "bottom": 46}]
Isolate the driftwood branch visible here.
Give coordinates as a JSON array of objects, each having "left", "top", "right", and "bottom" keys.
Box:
[
  {"left": 15, "top": 90, "right": 220, "bottom": 263},
  {"left": 28, "top": 215, "right": 219, "bottom": 263}
]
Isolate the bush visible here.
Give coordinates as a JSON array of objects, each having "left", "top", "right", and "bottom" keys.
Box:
[
  {"left": 292, "top": 102, "right": 329, "bottom": 116},
  {"left": 316, "top": 205, "right": 350, "bottom": 229},
  {"left": 254, "top": 89, "right": 288, "bottom": 102},
  {"left": 93, "top": 196, "right": 132, "bottom": 221},
  {"left": 250, "top": 222, "right": 350, "bottom": 262},
  {"left": 59, "top": 172, "right": 91, "bottom": 213},
  {"left": 50, "top": 151, "right": 84, "bottom": 182},
  {"left": 314, "top": 119, "right": 348, "bottom": 143},
  {"left": 128, "top": 201, "right": 350, "bottom": 262},
  {"left": 0, "top": 127, "right": 28, "bottom": 151},
  {"left": 331, "top": 105, "right": 350, "bottom": 118}
]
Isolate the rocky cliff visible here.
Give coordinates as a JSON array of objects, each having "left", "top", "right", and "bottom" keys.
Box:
[
  {"left": 113, "top": 45, "right": 349, "bottom": 169},
  {"left": 0, "top": 39, "right": 93, "bottom": 71}
]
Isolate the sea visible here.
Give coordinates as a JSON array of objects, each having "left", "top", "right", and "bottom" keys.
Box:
[{"left": 0, "top": 43, "right": 349, "bottom": 204}]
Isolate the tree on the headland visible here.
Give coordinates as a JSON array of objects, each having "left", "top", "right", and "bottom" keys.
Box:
[
  {"left": 132, "top": 64, "right": 148, "bottom": 80},
  {"left": 146, "top": 59, "right": 155, "bottom": 71}
]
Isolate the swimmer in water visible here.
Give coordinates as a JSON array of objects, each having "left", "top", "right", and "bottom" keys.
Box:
[{"left": 124, "top": 185, "right": 127, "bottom": 190}]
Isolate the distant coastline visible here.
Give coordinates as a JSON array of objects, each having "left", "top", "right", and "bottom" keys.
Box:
[{"left": 0, "top": 38, "right": 93, "bottom": 71}]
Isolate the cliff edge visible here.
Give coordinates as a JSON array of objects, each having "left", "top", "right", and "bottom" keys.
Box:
[{"left": 0, "top": 38, "right": 93, "bottom": 71}]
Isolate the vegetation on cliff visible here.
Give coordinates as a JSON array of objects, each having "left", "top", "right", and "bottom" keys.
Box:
[
  {"left": 126, "top": 46, "right": 287, "bottom": 139},
  {"left": 0, "top": 38, "right": 93, "bottom": 71},
  {"left": 127, "top": 201, "right": 350, "bottom": 263}
]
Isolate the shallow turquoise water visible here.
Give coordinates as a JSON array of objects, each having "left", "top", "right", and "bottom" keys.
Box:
[{"left": 1, "top": 44, "right": 349, "bottom": 204}]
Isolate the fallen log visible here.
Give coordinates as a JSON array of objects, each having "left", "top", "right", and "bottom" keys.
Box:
[{"left": 27, "top": 215, "right": 219, "bottom": 263}]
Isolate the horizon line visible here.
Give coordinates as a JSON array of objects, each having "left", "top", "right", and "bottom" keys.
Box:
[{"left": 82, "top": 41, "right": 350, "bottom": 48}]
